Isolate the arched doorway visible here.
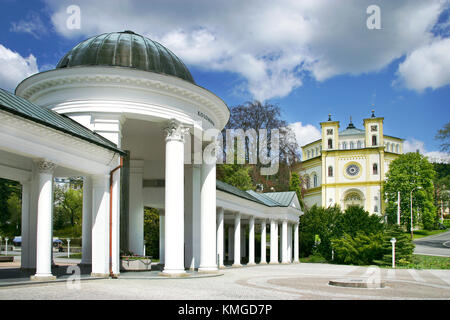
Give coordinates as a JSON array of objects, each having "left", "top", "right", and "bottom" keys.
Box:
[{"left": 343, "top": 189, "right": 365, "bottom": 209}]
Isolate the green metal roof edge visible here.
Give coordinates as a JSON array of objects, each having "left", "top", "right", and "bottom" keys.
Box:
[
  {"left": 263, "top": 191, "right": 297, "bottom": 207},
  {"left": 216, "top": 180, "right": 265, "bottom": 205},
  {"left": 0, "top": 88, "right": 125, "bottom": 155}
]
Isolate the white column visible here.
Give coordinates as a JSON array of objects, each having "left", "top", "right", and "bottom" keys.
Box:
[
  {"left": 111, "top": 166, "right": 121, "bottom": 275},
  {"left": 228, "top": 225, "right": 234, "bottom": 262},
  {"left": 270, "top": 219, "right": 278, "bottom": 264},
  {"left": 281, "top": 220, "right": 289, "bottom": 264},
  {"left": 32, "top": 160, "right": 56, "bottom": 280},
  {"left": 232, "top": 213, "right": 241, "bottom": 267},
  {"left": 159, "top": 213, "right": 165, "bottom": 264},
  {"left": 163, "top": 120, "right": 189, "bottom": 275},
  {"left": 129, "top": 160, "right": 144, "bottom": 256},
  {"left": 199, "top": 161, "right": 218, "bottom": 272},
  {"left": 293, "top": 222, "right": 299, "bottom": 263},
  {"left": 191, "top": 165, "right": 201, "bottom": 269},
  {"left": 241, "top": 224, "right": 246, "bottom": 258},
  {"left": 288, "top": 223, "right": 292, "bottom": 263},
  {"left": 91, "top": 174, "right": 110, "bottom": 277},
  {"left": 20, "top": 181, "right": 30, "bottom": 269},
  {"left": 81, "top": 176, "right": 92, "bottom": 265},
  {"left": 248, "top": 216, "right": 255, "bottom": 265},
  {"left": 260, "top": 220, "right": 267, "bottom": 264},
  {"left": 216, "top": 207, "right": 224, "bottom": 268}
]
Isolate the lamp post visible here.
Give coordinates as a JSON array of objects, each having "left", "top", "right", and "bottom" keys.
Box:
[
  {"left": 5, "top": 238, "right": 8, "bottom": 256},
  {"left": 390, "top": 238, "right": 396, "bottom": 269},
  {"left": 410, "top": 186, "right": 422, "bottom": 239},
  {"left": 67, "top": 239, "right": 71, "bottom": 258}
]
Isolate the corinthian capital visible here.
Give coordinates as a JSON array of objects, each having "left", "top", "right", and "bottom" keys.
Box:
[
  {"left": 35, "top": 160, "right": 57, "bottom": 174},
  {"left": 163, "top": 119, "right": 190, "bottom": 142}
]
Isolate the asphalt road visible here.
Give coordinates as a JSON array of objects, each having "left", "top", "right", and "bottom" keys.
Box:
[{"left": 413, "top": 230, "right": 450, "bottom": 257}]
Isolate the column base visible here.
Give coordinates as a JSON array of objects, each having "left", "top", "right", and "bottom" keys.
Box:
[
  {"left": 231, "top": 263, "right": 242, "bottom": 268},
  {"left": 90, "top": 273, "right": 110, "bottom": 278},
  {"left": 218, "top": 265, "right": 226, "bottom": 269},
  {"left": 281, "top": 262, "right": 290, "bottom": 265},
  {"left": 247, "top": 262, "right": 256, "bottom": 266},
  {"left": 30, "top": 274, "right": 56, "bottom": 281},
  {"left": 259, "top": 261, "right": 267, "bottom": 265},
  {"left": 159, "top": 271, "right": 190, "bottom": 278},
  {"left": 292, "top": 261, "right": 300, "bottom": 264},
  {"left": 198, "top": 268, "right": 219, "bottom": 274},
  {"left": 269, "top": 261, "right": 279, "bottom": 265}
]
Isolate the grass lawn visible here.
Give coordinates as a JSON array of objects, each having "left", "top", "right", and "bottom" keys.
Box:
[
  {"left": 402, "top": 254, "right": 450, "bottom": 270},
  {"left": 58, "top": 253, "right": 82, "bottom": 259},
  {"left": 299, "top": 254, "right": 328, "bottom": 263},
  {"left": 410, "top": 229, "right": 448, "bottom": 240}
]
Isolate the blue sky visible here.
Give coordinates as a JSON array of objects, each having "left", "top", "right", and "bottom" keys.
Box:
[{"left": 0, "top": 0, "right": 449, "bottom": 161}]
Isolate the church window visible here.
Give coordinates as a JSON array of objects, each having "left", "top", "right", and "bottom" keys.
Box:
[
  {"left": 396, "top": 144, "right": 399, "bottom": 153},
  {"left": 307, "top": 150, "right": 310, "bottom": 159},
  {"left": 328, "top": 139, "right": 333, "bottom": 149},
  {"left": 371, "top": 125, "right": 377, "bottom": 132},
  {"left": 346, "top": 164, "right": 360, "bottom": 176},
  {"left": 350, "top": 141, "right": 355, "bottom": 149},
  {"left": 373, "top": 163, "right": 378, "bottom": 175},
  {"left": 328, "top": 166, "right": 333, "bottom": 177},
  {"left": 342, "top": 142, "right": 347, "bottom": 149},
  {"left": 313, "top": 175, "right": 318, "bottom": 187},
  {"left": 357, "top": 141, "right": 362, "bottom": 148},
  {"left": 372, "top": 135, "right": 377, "bottom": 146},
  {"left": 327, "top": 129, "right": 333, "bottom": 135},
  {"left": 374, "top": 205, "right": 379, "bottom": 213},
  {"left": 305, "top": 176, "right": 311, "bottom": 189}
]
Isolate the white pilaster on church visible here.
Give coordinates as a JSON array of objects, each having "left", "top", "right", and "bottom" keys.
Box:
[
  {"left": 91, "top": 174, "right": 110, "bottom": 277},
  {"left": 199, "top": 161, "right": 218, "bottom": 272},
  {"left": 270, "top": 219, "right": 278, "bottom": 264},
  {"left": 163, "top": 120, "right": 189, "bottom": 275},
  {"left": 31, "top": 160, "right": 56, "bottom": 281},
  {"left": 260, "top": 220, "right": 267, "bottom": 264},
  {"left": 281, "top": 220, "right": 289, "bottom": 264},
  {"left": 293, "top": 222, "right": 300, "bottom": 263},
  {"left": 232, "top": 212, "right": 242, "bottom": 267},
  {"left": 81, "top": 176, "right": 92, "bottom": 265},
  {"left": 216, "top": 207, "right": 224, "bottom": 268},
  {"left": 129, "top": 160, "right": 144, "bottom": 256},
  {"left": 248, "top": 216, "right": 255, "bottom": 265}
]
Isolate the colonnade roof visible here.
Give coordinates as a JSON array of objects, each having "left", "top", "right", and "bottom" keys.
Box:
[
  {"left": 217, "top": 180, "right": 301, "bottom": 211},
  {"left": 0, "top": 88, "right": 125, "bottom": 154}
]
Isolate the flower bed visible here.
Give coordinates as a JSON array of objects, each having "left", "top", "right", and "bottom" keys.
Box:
[{"left": 120, "top": 256, "right": 152, "bottom": 271}]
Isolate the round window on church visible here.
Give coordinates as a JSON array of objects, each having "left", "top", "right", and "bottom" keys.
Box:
[{"left": 345, "top": 164, "right": 360, "bottom": 177}]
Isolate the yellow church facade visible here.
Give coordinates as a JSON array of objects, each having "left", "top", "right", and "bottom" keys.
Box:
[{"left": 299, "top": 111, "right": 404, "bottom": 215}]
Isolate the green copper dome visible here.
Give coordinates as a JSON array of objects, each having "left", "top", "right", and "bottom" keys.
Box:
[{"left": 56, "top": 31, "right": 195, "bottom": 84}]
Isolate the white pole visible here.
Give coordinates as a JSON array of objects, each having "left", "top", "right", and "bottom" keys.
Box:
[
  {"left": 397, "top": 192, "right": 401, "bottom": 225},
  {"left": 5, "top": 238, "right": 8, "bottom": 256},
  {"left": 67, "top": 239, "right": 71, "bottom": 258},
  {"left": 143, "top": 244, "right": 146, "bottom": 257},
  {"left": 390, "top": 238, "right": 396, "bottom": 269},
  {"left": 0, "top": 237, "right": 2, "bottom": 254}
]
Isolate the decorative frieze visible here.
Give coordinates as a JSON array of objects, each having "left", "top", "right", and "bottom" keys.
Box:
[{"left": 35, "top": 160, "right": 57, "bottom": 174}]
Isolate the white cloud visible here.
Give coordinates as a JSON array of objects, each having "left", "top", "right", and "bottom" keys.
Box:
[
  {"left": 10, "top": 12, "right": 48, "bottom": 39},
  {"left": 289, "top": 122, "right": 321, "bottom": 148},
  {"left": 395, "top": 37, "right": 450, "bottom": 91},
  {"left": 0, "top": 45, "right": 39, "bottom": 92},
  {"left": 403, "top": 138, "right": 449, "bottom": 163},
  {"left": 44, "top": 0, "right": 447, "bottom": 100}
]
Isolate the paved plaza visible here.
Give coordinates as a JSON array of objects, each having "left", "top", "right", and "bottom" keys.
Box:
[{"left": 0, "top": 262, "right": 448, "bottom": 300}]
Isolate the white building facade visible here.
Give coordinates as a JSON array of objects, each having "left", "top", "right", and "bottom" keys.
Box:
[{"left": 299, "top": 112, "right": 404, "bottom": 215}]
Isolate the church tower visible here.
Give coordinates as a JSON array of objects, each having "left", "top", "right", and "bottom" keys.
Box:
[
  {"left": 363, "top": 109, "right": 384, "bottom": 148},
  {"left": 320, "top": 114, "right": 340, "bottom": 151}
]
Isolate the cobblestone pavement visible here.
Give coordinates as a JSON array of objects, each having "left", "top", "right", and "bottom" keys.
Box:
[{"left": 0, "top": 263, "right": 449, "bottom": 300}]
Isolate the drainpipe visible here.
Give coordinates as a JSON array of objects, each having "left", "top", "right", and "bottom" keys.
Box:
[{"left": 109, "top": 156, "right": 123, "bottom": 278}]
